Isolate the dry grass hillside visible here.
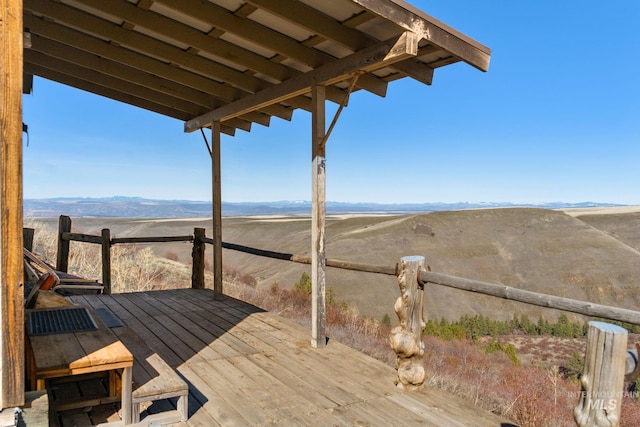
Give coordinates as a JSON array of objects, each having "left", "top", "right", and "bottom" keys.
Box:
[
  {"left": 26, "top": 207, "right": 640, "bottom": 426},
  {"left": 32, "top": 207, "right": 640, "bottom": 324}
]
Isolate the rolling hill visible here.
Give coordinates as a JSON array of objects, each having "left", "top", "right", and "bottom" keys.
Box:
[{"left": 30, "top": 206, "right": 640, "bottom": 324}]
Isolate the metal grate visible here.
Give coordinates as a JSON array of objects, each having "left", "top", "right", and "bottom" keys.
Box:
[{"left": 26, "top": 307, "right": 98, "bottom": 336}]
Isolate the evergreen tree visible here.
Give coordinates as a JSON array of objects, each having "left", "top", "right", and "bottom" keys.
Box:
[
  {"left": 564, "top": 351, "right": 584, "bottom": 380},
  {"left": 537, "top": 316, "right": 551, "bottom": 335},
  {"left": 294, "top": 272, "right": 312, "bottom": 294},
  {"left": 381, "top": 313, "right": 391, "bottom": 326},
  {"left": 553, "top": 314, "right": 572, "bottom": 337}
]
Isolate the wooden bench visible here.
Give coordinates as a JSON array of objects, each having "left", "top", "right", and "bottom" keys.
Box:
[
  {"left": 131, "top": 353, "right": 188, "bottom": 424},
  {"left": 109, "top": 323, "right": 189, "bottom": 424},
  {"left": 25, "top": 305, "right": 134, "bottom": 424},
  {"left": 27, "top": 290, "right": 188, "bottom": 426}
]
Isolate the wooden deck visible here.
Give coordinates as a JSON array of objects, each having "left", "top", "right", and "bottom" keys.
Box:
[{"left": 66, "top": 289, "right": 514, "bottom": 427}]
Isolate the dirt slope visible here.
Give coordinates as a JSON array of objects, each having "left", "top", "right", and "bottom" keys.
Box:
[{"left": 573, "top": 211, "right": 640, "bottom": 252}]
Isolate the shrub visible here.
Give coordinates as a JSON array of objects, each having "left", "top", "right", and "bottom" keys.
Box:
[
  {"left": 292, "top": 272, "right": 336, "bottom": 303},
  {"left": 563, "top": 351, "right": 584, "bottom": 381},
  {"left": 484, "top": 341, "right": 520, "bottom": 365}
]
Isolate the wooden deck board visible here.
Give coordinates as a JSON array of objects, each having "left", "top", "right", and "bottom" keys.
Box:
[
  {"left": 69, "top": 289, "right": 513, "bottom": 426},
  {"left": 140, "top": 292, "right": 249, "bottom": 360}
]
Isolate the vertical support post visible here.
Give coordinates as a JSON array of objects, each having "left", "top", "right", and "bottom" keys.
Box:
[
  {"left": 211, "top": 122, "right": 223, "bottom": 299},
  {"left": 0, "top": 0, "right": 25, "bottom": 407},
  {"left": 57, "top": 215, "right": 71, "bottom": 272},
  {"left": 390, "top": 256, "right": 426, "bottom": 390},
  {"left": 101, "top": 228, "right": 111, "bottom": 294},
  {"left": 311, "top": 82, "right": 326, "bottom": 348},
  {"left": 192, "top": 227, "right": 206, "bottom": 289},
  {"left": 574, "top": 321, "right": 627, "bottom": 427}
]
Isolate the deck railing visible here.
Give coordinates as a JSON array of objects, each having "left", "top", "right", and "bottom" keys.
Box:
[
  {"left": 54, "top": 215, "right": 205, "bottom": 293},
  {"left": 41, "top": 215, "right": 640, "bottom": 426}
]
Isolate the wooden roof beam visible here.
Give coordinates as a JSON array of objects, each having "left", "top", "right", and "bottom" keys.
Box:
[
  {"left": 185, "top": 31, "right": 418, "bottom": 132},
  {"left": 350, "top": 0, "right": 491, "bottom": 72},
  {"left": 29, "top": 34, "right": 217, "bottom": 109},
  {"left": 245, "top": 0, "right": 434, "bottom": 85},
  {"left": 82, "top": 0, "right": 295, "bottom": 83},
  {"left": 28, "top": 34, "right": 270, "bottom": 128},
  {"left": 155, "top": 0, "right": 389, "bottom": 97}
]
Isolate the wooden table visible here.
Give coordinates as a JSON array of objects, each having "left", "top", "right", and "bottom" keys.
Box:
[{"left": 26, "top": 305, "right": 134, "bottom": 424}]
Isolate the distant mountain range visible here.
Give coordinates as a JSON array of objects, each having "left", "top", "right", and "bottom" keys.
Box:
[{"left": 23, "top": 197, "right": 624, "bottom": 218}]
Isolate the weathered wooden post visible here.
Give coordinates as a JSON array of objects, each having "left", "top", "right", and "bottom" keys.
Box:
[
  {"left": 57, "top": 215, "right": 72, "bottom": 272},
  {"left": 390, "top": 255, "right": 426, "bottom": 390},
  {"left": 1, "top": 0, "right": 26, "bottom": 406},
  {"left": 101, "top": 228, "right": 112, "bottom": 294},
  {"left": 23, "top": 228, "right": 35, "bottom": 252},
  {"left": 574, "top": 321, "right": 627, "bottom": 427},
  {"left": 311, "top": 82, "right": 327, "bottom": 349},
  {"left": 192, "top": 227, "right": 206, "bottom": 289},
  {"left": 211, "top": 122, "right": 223, "bottom": 300}
]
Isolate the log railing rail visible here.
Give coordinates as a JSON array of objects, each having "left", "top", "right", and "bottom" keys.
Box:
[{"left": 52, "top": 215, "right": 640, "bottom": 426}]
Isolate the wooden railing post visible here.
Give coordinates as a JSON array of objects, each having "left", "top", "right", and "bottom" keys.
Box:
[
  {"left": 57, "top": 215, "right": 71, "bottom": 272},
  {"left": 625, "top": 344, "right": 640, "bottom": 381},
  {"left": 390, "top": 255, "right": 426, "bottom": 390},
  {"left": 574, "top": 321, "right": 627, "bottom": 427},
  {"left": 23, "top": 228, "right": 35, "bottom": 252},
  {"left": 192, "top": 228, "right": 205, "bottom": 289},
  {"left": 101, "top": 228, "right": 112, "bottom": 294}
]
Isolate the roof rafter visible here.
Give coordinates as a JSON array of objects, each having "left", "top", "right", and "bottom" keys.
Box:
[
  {"left": 83, "top": 0, "right": 293, "bottom": 82},
  {"left": 24, "top": 7, "right": 294, "bottom": 123},
  {"left": 185, "top": 31, "right": 419, "bottom": 132},
  {"left": 25, "top": 23, "right": 273, "bottom": 127},
  {"left": 25, "top": 0, "right": 263, "bottom": 93},
  {"left": 24, "top": 62, "right": 239, "bottom": 136},
  {"left": 245, "top": 0, "right": 434, "bottom": 85},
  {"left": 25, "top": 50, "right": 255, "bottom": 132},
  {"left": 154, "top": 0, "right": 389, "bottom": 97},
  {"left": 23, "top": 8, "right": 239, "bottom": 101},
  {"left": 30, "top": 34, "right": 215, "bottom": 110}
]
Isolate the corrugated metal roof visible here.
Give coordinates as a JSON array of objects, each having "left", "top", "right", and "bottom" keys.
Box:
[{"left": 23, "top": 0, "right": 491, "bottom": 135}]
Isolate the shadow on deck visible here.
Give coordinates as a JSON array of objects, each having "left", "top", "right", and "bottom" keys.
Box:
[{"left": 69, "top": 289, "right": 515, "bottom": 427}]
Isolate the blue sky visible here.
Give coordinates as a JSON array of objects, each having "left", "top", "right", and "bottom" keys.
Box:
[{"left": 22, "top": 0, "right": 640, "bottom": 204}]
